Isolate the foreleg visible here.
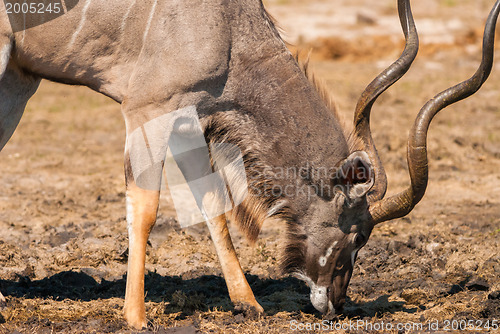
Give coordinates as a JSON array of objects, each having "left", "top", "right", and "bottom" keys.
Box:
[{"left": 122, "top": 156, "right": 160, "bottom": 329}]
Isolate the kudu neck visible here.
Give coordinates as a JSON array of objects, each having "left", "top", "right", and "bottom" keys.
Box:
[{"left": 223, "top": 41, "right": 350, "bottom": 185}]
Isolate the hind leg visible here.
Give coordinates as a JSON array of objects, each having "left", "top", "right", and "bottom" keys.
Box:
[{"left": 0, "top": 61, "right": 41, "bottom": 151}]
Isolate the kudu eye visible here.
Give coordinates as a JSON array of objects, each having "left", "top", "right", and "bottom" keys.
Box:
[{"left": 353, "top": 233, "right": 365, "bottom": 248}]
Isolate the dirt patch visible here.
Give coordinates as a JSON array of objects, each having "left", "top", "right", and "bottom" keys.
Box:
[
  {"left": 270, "top": 0, "right": 498, "bottom": 62},
  {"left": 296, "top": 29, "right": 488, "bottom": 62}
]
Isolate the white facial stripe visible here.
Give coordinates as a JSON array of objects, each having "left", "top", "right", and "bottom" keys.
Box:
[
  {"left": 319, "top": 241, "right": 338, "bottom": 267},
  {"left": 325, "top": 246, "right": 333, "bottom": 258}
]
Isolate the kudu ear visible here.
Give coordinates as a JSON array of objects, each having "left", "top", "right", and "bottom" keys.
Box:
[{"left": 333, "top": 151, "right": 374, "bottom": 202}]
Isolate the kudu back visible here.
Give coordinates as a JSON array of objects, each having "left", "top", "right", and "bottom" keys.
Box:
[{"left": 0, "top": 0, "right": 499, "bottom": 329}]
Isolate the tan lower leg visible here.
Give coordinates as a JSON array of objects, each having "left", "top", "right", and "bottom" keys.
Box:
[
  {"left": 123, "top": 184, "right": 159, "bottom": 329},
  {"left": 206, "top": 214, "right": 263, "bottom": 312}
]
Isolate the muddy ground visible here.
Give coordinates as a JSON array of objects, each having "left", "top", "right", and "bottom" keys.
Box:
[{"left": 0, "top": 0, "right": 499, "bottom": 333}]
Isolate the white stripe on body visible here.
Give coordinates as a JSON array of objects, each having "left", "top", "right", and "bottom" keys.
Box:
[
  {"left": 61, "top": 0, "right": 68, "bottom": 13},
  {"left": 121, "top": 0, "right": 138, "bottom": 35},
  {"left": 68, "top": 0, "right": 93, "bottom": 49},
  {"left": 0, "top": 44, "right": 11, "bottom": 80},
  {"left": 142, "top": 0, "right": 158, "bottom": 47}
]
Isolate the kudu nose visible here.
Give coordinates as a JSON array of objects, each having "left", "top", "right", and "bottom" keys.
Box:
[
  {"left": 310, "top": 285, "right": 347, "bottom": 315},
  {"left": 310, "top": 285, "right": 329, "bottom": 313}
]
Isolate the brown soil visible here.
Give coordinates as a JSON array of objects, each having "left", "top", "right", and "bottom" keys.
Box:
[{"left": 1, "top": 1, "right": 499, "bottom": 333}]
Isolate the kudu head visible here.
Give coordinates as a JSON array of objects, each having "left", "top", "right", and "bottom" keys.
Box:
[{"left": 286, "top": 0, "right": 500, "bottom": 316}]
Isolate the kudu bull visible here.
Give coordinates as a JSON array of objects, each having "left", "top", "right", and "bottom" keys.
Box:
[{"left": 1, "top": 0, "right": 499, "bottom": 329}]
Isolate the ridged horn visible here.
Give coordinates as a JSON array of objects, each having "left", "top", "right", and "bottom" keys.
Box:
[
  {"left": 353, "top": 0, "right": 419, "bottom": 202},
  {"left": 369, "top": 0, "right": 500, "bottom": 224}
]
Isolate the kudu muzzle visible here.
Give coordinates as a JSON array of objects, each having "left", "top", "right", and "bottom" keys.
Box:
[{"left": 310, "top": 257, "right": 355, "bottom": 314}]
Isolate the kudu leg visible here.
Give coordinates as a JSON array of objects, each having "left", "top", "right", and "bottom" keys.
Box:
[
  {"left": 0, "top": 39, "right": 39, "bottom": 308},
  {"left": 123, "top": 181, "right": 160, "bottom": 329},
  {"left": 204, "top": 207, "right": 263, "bottom": 313},
  {"left": 0, "top": 64, "right": 40, "bottom": 151}
]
